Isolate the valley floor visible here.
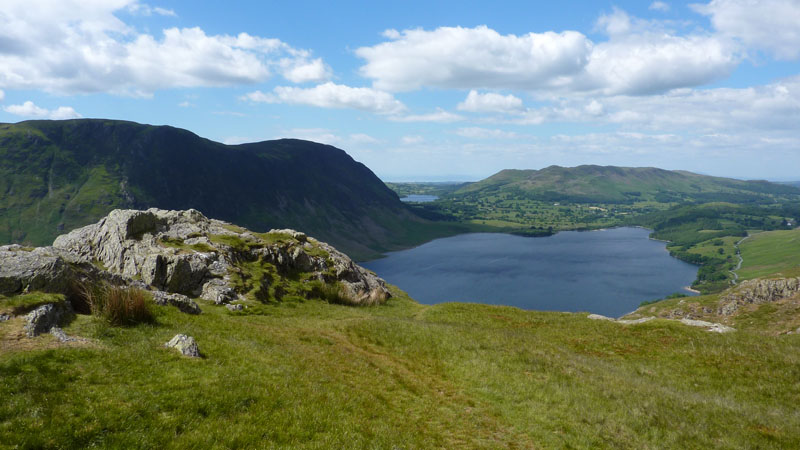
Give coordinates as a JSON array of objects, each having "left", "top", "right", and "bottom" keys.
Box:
[{"left": 2, "top": 287, "right": 800, "bottom": 448}]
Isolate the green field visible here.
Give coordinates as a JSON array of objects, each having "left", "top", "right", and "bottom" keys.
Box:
[
  {"left": 3, "top": 288, "right": 800, "bottom": 448},
  {"left": 737, "top": 228, "right": 800, "bottom": 280}
]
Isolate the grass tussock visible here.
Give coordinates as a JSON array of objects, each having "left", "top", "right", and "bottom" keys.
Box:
[
  {"left": 77, "top": 283, "right": 154, "bottom": 326},
  {"left": 307, "top": 280, "right": 352, "bottom": 305}
]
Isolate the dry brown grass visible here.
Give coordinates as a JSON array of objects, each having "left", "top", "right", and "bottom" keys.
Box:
[{"left": 78, "top": 283, "right": 154, "bottom": 326}]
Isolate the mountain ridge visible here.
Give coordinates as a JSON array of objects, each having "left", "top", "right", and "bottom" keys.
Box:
[
  {"left": 0, "top": 119, "right": 448, "bottom": 260},
  {"left": 454, "top": 164, "right": 800, "bottom": 203}
]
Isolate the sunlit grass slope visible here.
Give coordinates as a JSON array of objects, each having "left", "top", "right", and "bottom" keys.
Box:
[
  {"left": 2, "top": 288, "right": 799, "bottom": 448},
  {"left": 738, "top": 228, "right": 800, "bottom": 280}
]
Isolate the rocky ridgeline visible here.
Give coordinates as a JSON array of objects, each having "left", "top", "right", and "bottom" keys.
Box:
[
  {"left": 1, "top": 209, "right": 390, "bottom": 314},
  {"left": 717, "top": 277, "right": 800, "bottom": 316}
]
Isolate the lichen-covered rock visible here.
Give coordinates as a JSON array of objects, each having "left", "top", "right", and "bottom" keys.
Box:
[
  {"left": 152, "top": 291, "right": 201, "bottom": 315},
  {"left": 50, "top": 326, "right": 87, "bottom": 343},
  {"left": 201, "top": 279, "right": 238, "bottom": 305},
  {"left": 0, "top": 245, "right": 75, "bottom": 296},
  {"left": 718, "top": 277, "right": 800, "bottom": 316},
  {"left": 225, "top": 303, "right": 243, "bottom": 311},
  {"left": 4, "top": 208, "right": 388, "bottom": 310},
  {"left": 165, "top": 334, "right": 200, "bottom": 357},
  {"left": 24, "top": 303, "right": 69, "bottom": 337}
]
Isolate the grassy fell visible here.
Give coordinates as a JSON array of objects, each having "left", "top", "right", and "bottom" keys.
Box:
[{"left": 2, "top": 287, "right": 800, "bottom": 448}]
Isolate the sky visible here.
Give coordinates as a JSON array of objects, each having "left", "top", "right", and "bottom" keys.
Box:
[{"left": 1, "top": 0, "right": 799, "bottom": 181}]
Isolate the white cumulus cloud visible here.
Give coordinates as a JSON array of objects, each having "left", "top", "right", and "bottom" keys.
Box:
[
  {"left": 280, "top": 57, "right": 331, "bottom": 83},
  {"left": 0, "top": 0, "right": 329, "bottom": 95},
  {"left": 356, "top": 20, "right": 738, "bottom": 96},
  {"left": 692, "top": 0, "right": 800, "bottom": 60},
  {"left": 583, "top": 9, "right": 738, "bottom": 95},
  {"left": 457, "top": 90, "right": 523, "bottom": 113},
  {"left": 356, "top": 25, "right": 592, "bottom": 92},
  {"left": 242, "top": 82, "right": 406, "bottom": 115},
  {"left": 3, "top": 101, "right": 82, "bottom": 119}
]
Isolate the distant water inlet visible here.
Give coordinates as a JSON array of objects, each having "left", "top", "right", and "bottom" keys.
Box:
[
  {"left": 399, "top": 194, "right": 439, "bottom": 202},
  {"left": 362, "top": 227, "right": 699, "bottom": 317}
]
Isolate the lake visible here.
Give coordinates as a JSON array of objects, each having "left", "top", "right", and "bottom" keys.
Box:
[
  {"left": 399, "top": 194, "right": 439, "bottom": 202},
  {"left": 362, "top": 227, "right": 698, "bottom": 317}
]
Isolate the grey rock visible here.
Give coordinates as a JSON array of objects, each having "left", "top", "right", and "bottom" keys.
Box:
[
  {"left": 0, "top": 314, "right": 10, "bottom": 322},
  {"left": 50, "top": 326, "right": 86, "bottom": 343},
  {"left": 225, "top": 303, "right": 243, "bottom": 311},
  {"left": 24, "top": 303, "right": 67, "bottom": 337},
  {"left": 680, "top": 318, "right": 735, "bottom": 333},
  {"left": 717, "top": 277, "right": 800, "bottom": 316},
  {"left": 201, "top": 279, "right": 237, "bottom": 305},
  {"left": 165, "top": 334, "right": 200, "bottom": 357},
  {"left": 7, "top": 208, "right": 391, "bottom": 310},
  {"left": 152, "top": 291, "right": 201, "bottom": 315},
  {"left": 587, "top": 314, "right": 615, "bottom": 321},
  {"left": 617, "top": 317, "right": 655, "bottom": 325},
  {"left": 0, "top": 246, "right": 75, "bottom": 296}
]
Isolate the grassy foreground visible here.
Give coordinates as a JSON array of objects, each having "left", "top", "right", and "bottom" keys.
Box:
[{"left": 2, "top": 288, "right": 800, "bottom": 448}]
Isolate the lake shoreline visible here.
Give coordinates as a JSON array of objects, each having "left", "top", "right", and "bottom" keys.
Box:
[{"left": 364, "top": 227, "right": 700, "bottom": 317}]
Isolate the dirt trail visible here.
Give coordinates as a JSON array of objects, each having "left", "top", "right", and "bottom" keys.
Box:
[{"left": 729, "top": 235, "right": 751, "bottom": 284}]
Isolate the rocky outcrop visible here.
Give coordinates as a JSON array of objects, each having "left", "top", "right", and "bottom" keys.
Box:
[
  {"left": 717, "top": 277, "right": 800, "bottom": 316},
  {"left": 0, "top": 245, "right": 77, "bottom": 296},
  {"left": 165, "top": 334, "right": 200, "bottom": 357},
  {"left": 3, "top": 208, "right": 389, "bottom": 314}
]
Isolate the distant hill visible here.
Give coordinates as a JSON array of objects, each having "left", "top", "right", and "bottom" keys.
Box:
[
  {"left": 454, "top": 165, "right": 800, "bottom": 204},
  {"left": 0, "top": 119, "right": 445, "bottom": 259}
]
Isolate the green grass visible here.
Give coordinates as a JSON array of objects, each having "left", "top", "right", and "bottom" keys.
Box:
[
  {"left": 0, "top": 293, "right": 66, "bottom": 315},
  {"left": 2, "top": 289, "right": 800, "bottom": 448},
  {"left": 737, "top": 228, "right": 800, "bottom": 280},
  {"left": 159, "top": 236, "right": 216, "bottom": 253}
]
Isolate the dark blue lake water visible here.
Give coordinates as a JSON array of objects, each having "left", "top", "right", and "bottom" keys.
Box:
[{"left": 362, "top": 227, "right": 698, "bottom": 317}]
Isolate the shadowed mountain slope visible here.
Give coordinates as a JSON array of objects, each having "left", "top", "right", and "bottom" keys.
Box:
[{"left": 0, "top": 119, "right": 438, "bottom": 259}]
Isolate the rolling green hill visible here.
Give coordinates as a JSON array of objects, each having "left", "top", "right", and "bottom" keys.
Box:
[
  {"left": 455, "top": 165, "right": 800, "bottom": 204},
  {"left": 0, "top": 119, "right": 462, "bottom": 260}
]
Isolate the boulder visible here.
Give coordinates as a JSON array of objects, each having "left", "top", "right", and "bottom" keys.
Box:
[
  {"left": 165, "top": 334, "right": 200, "bottom": 357},
  {"left": 0, "top": 246, "right": 76, "bottom": 296},
  {"left": 24, "top": 303, "right": 69, "bottom": 337},
  {"left": 152, "top": 291, "right": 201, "bottom": 315}
]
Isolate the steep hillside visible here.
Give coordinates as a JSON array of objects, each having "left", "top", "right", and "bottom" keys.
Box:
[
  {"left": 0, "top": 119, "right": 450, "bottom": 259},
  {"left": 455, "top": 165, "right": 800, "bottom": 204}
]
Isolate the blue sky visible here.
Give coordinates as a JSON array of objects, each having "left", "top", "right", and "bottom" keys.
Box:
[{"left": 1, "top": 0, "right": 799, "bottom": 181}]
